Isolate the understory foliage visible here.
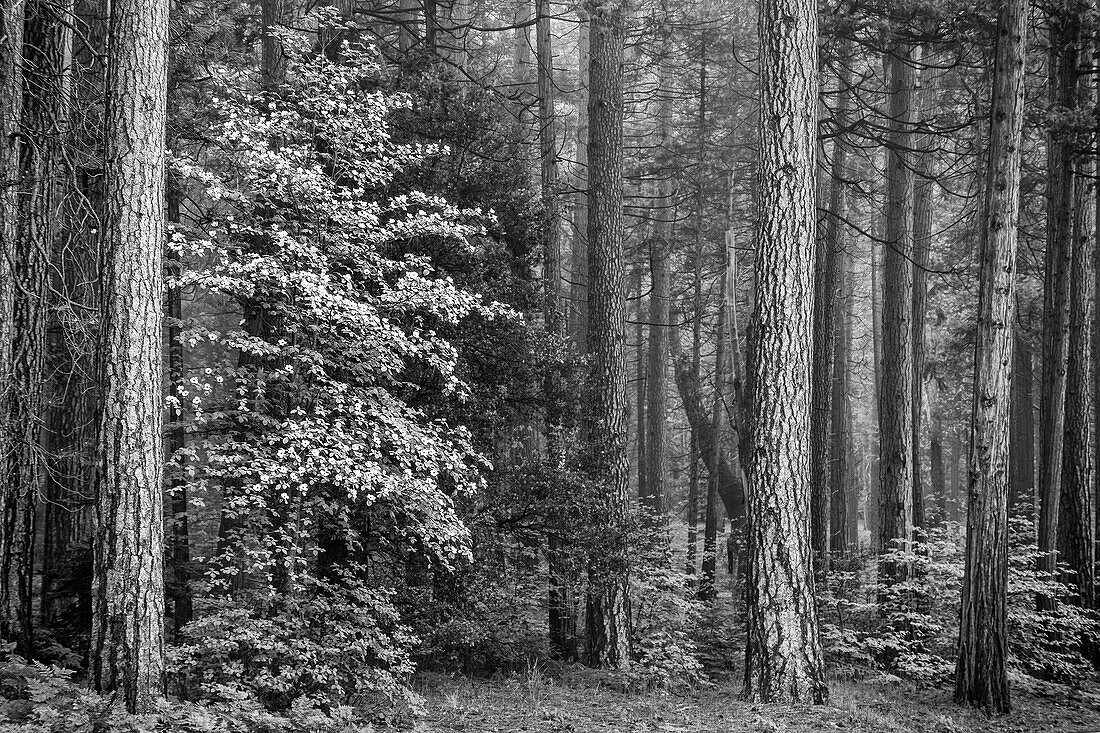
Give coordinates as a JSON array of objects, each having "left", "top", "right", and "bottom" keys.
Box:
[{"left": 819, "top": 521, "right": 1100, "bottom": 685}]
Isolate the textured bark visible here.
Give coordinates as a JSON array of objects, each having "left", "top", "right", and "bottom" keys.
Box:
[
  {"left": 1038, "top": 0, "right": 1078, "bottom": 604},
  {"left": 1008, "top": 335, "right": 1035, "bottom": 512},
  {"left": 90, "top": 0, "right": 169, "bottom": 711},
  {"left": 954, "top": 0, "right": 1026, "bottom": 710},
  {"left": 742, "top": 0, "right": 827, "bottom": 702},
  {"left": 0, "top": 0, "right": 24, "bottom": 639},
  {"left": 582, "top": 0, "right": 630, "bottom": 670},
  {"left": 878, "top": 44, "right": 917, "bottom": 584}
]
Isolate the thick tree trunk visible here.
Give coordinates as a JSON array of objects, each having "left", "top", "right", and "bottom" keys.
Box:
[
  {"left": 0, "top": 0, "right": 24, "bottom": 641},
  {"left": 582, "top": 0, "right": 630, "bottom": 670},
  {"left": 90, "top": 0, "right": 169, "bottom": 711},
  {"left": 954, "top": 0, "right": 1026, "bottom": 710},
  {"left": 742, "top": 0, "right": 827, "bottom": 703},
  {"left": 878, "top": 44, "right": 918, "bottom": 585}
]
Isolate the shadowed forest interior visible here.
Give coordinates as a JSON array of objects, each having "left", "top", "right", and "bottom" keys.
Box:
[{"left": 0, "top": 0, "right": 1099, "bottom": 730}]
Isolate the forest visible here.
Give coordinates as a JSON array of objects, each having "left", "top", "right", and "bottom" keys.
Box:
[{"left": 0, "top": 0, "right": 1099, "bottom": 730}]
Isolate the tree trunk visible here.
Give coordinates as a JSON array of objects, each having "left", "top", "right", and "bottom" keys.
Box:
[
  {"left": 809, "top": 160, "right": 837, "bottom": 574},
  {"left": 700, "top": 255, "right": 732, "bottom": 602},
  {"left": 90, "top": 0, "right": 169, "bottom": 711},
  {"left": 1009, "top": 334, "right": 1035, "bottom": 513},
  {"left": 582, "top": 0, "right": 630, "bottom": 670},
  {"left": 1038, "top": 0, "right": 1079, "bottom": 607},
  {"left": 742, "top": 0, "right": 827, "bottom": 702},
  {"left": 869, "top": 238, "right": 883, "bottom": 550},
  {"left": 669, "top": 324, "right": 746, "bottom": 520},
  {"left": 830, "top": 246, "right": 851, "bottom": 554},
  {"left": 569, "top": 7, "right": 590, "bottom": 348},
  {"left": 643, "top": 7, "right": 672, "bottom": 522},
  {"left": 261, "top": 0, "right": 285, "bottom": 90},
  {"left": 929, "top": 386, "right": 948, "bottom": 526},
  {"left": 537, "top": 0, "right": 578, "bottom": 663},
  {"left": 0, "top": 0, "right": 24, "bottom": 636},
  {"left": 954, "top": 0, "right": 1026, "bottom": 710},
  {"left": 911, "top": 59, "right": 936, "bottom": 534},
  {"left": 878, "top": 43, "right": 918, "bottom": 585},
  {"left": 166, "top": 179, "right": 192, "bottom": 634},
  {"left": 1057, "top": 104, "right": 1096, "bottom": 609}
]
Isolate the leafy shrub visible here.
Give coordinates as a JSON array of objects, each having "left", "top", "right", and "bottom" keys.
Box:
[
  {"left": 170, "top": 572, "right": 421, "bottom": 721},
  {"left": 628, "top": 524, "right": 709, "bottom": 691}
]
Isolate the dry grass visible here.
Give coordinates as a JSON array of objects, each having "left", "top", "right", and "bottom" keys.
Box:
[{"left": 411, "top": 669, "right": 1100, "bottom": 733}]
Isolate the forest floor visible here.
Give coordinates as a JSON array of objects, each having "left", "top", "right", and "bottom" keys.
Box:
[{"left": 412, "top": 669, "right": 1100, "bottom": 733}]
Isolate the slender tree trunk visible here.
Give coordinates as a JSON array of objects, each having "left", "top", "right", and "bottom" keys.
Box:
[
  {"left": 870, "top": 239, "right": 883, "bottom": 550},
  {"left": 954, "top": 0, "right": 1026, "bottom": 710},
  {"left": 537, "top": 0, "right": 578, "bottom": 663},
  {"left": 809, "top": 159, "right": 837, "bottom": 574},
  {"left": 830, "top": 246, "right": 851, "bottom": 554},
  {"left": 929, "top": 386, "right": 948, "bottom": 526},
  {"left": 742, "top": 0, "right": 827, "bottom": 702},
  {"left": 700, "top": 262, "right": 731, "bottom": 602},
  {"left": 1009, "top": 335, "right": 1035, "bottom": 513},
  {"left": 911, "top": 60, "right": 936, "bottom": 534},
  {"left": 878, "top": 43, "right": 918, "bottom": 585},
  {"left": 570, "top": 8, "right": 590, "bottom": 348},
  {"left": 1057, "top": 84, "right": 1096, "bottom": 610},
  {"left": 166, "top": 179, "right": 192, "bottom": 634},
  {"left": 635, "top": 266, "right": 646, "bottom": 500},
  {"left": 1038, "top": 0, "right": 1079, "bottom": 608},
  {"left": 685, "top": 20, "right": 708, "bottom": 574},
  {"left": 90, "top": 0, "right": 169, "bottom": 711},
  {"left": 643, "top": 7, "right": 672, "bottom": 523},
  {"left": 824, "top": 48, "right": 854, "bottom": 557},
  {"left": 582, "top": 0, "right": 630, "bottom": 670}
]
